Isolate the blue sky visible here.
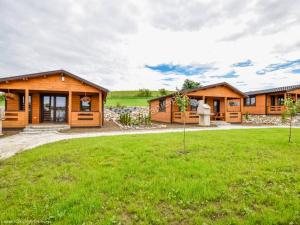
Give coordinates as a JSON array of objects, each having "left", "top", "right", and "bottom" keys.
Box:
[{"left": 0, "top": 0, "right": 299, "bottom": 91}]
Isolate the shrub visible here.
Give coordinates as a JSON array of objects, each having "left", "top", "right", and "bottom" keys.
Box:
[
  {"left": 137, "top": 89, "right": 152, "bottom": 97},
  {"left": 245, "top": 112, "right": 249, "bottom": 120},
  {"left": 119, "top": 113, "right": 132, "bottom": 126},
  {"left": 158, "top": 88, "right": 168, "bottom": 96}
]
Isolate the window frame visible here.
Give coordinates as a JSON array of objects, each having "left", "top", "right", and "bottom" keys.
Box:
[
  {"left": 244, "top": 96, "right": 256, "bottom": 106},
  {"left": 80, "top": 95, "right": 92, "bottom": 112},
  {"left": 158, "top": 98, "right": 166, "bottom": 112}
]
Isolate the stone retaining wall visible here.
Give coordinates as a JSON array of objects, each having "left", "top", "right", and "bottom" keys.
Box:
[{"left": 243, "top": 114, "right": 300, "bottom": 126}]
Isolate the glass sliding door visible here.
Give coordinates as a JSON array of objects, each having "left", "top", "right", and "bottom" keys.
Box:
[{"left": 42, "top": 95, "right": 67, "bottom": 123}]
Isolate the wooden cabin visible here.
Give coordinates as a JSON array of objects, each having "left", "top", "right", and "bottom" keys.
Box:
[
  {"left": 243, "top": 85, "right": 300, "bottom": 115},
  {"left": 0, "top": 70, "right": 109, "bottom": 128},
  {"left": 149, "top": 82, "right": 247, "bottom": 124}
]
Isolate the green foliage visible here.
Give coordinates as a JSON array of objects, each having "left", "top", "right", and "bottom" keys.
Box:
[
  {"left": 0, "top": 129, "right": 299, "bottom": 224},
  {"left": 0, "top": 93, "right": 5, "bottom": 107},
  {"left": 137, "top": 89, "right": 152, "bottom": 97},
  {"left": 119, "top": 113, "right": 132, "bottom": 126},
  {"left": 245, "top": 112, "right": 250, "bottom": 120},
  {"left": 282, "top": 97, "right": 300, "bottom": 142},
  {"left": 182, "top": 79, "right": 201, "bottom": 90},
  {"left": 174, "top": 92, "right": 189, "bottom": 112},
  {"left": 119, "top": 113, "right": 151, "bottom": 126},
  {"left": 158, "top": 88, "right": 168, "bottom": 96}
]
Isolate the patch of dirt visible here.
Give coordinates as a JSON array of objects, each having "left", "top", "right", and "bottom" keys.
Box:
[
  {"left": 61, "top": 120, "right": 121, "bottom": 133},
  {"left": 1, "top": 129, "right": 21, "bottom": 137}
]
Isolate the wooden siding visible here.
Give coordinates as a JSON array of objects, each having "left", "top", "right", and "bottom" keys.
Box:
[
  {"left": 70, "top": 112, "right": 100, "bottom": 127},
  {"left": 243, "top": 94, "right": 266, "bottom": 115},
  {"left": 150, "top": 85, "right": 245, "bottom": 124},
  {"left": 0, "top": 73, "right": 105, "bottom": 128},
  {"left": 150, "top": 97, "right": 172, "bottom": 123},
  {"left": 0, "top": 73, "right": 100, "bottom": 93},
  {"left": 3, "top": 111, "right": 26, "bottom": 128},
  {"left": 187, "top": 86, "right": 242, "bottom": 98}
]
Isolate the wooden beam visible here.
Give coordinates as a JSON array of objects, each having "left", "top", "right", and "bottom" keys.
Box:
[
  {"left": 99, "top": 92, "right": 102, "bottom": 126},
  {"left": 68, "top": 91, "right": 72, "bottom": 125},
  {"left": 24, "top": 89, "right": 29, "bottom": 126}
]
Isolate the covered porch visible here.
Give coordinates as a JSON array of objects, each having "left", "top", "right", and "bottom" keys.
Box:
[
  {"left": 1, "top": 89, "right": 103, "bottom": 128},
  {"left": 267, "top": 92, "right": 300, "bottom": 114},
  {"left": 172, "top": 96, "right": 243, "bottom": 124}
]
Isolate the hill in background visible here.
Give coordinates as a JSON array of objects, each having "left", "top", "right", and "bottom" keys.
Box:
[{"left": 105, "top": 90, "right": 173, "bottom": 107}]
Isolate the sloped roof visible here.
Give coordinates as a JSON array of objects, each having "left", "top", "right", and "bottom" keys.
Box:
[
  {"left": 0, "top": 70, "right": 109, "bottom": 93},
  {"left": 245, "top": 84, "right": 300, "bottom": 96},
  {"left": 149, "top": 82, "right": 247, "bottom": 102}
]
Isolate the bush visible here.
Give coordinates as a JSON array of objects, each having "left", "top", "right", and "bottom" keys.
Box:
[
  {"left": 158, "top": 88, "right": 168, "bottom": 96},
  {"left": 119, "top": 113, "right": 132, "bottom": 126},
  {"left": 137, "top": 89, "right": 152, "bottom": 97},
  {"left": 119, "top": 113, "right": 151, "bottom": 127}
]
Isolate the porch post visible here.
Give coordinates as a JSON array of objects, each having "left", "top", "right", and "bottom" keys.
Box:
[
  {"left": 99, "top": 92, "right": 102, "bottom": 126},
  {"left": 224, "top": 97, "right": 227, "bottom": 122},
  {"left": 24, "top": 89, "right": 29, "bottom": 126},
  {"left": 68, "top": 91, "right": 72, "bottom": 126}
]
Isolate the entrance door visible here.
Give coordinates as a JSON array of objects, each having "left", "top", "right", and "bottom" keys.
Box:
[
  {"left": 213, "top": 99, "right": 220, "bottom": 113},
  {"left": 42, "top": 95, "right": 67, "bottom": 123}
]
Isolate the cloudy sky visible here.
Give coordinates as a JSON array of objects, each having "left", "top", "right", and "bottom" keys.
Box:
[{"left": 0, "top": 0, "right": 300, "bottom": 91}]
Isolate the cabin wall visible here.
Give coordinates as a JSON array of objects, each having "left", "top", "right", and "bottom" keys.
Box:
[
  {"left": 0, "top": 73, "right": 106, "bottom": 128},
  {"left": 71, "top": 94, "right": 99, "bottom": 112},
  {"left": 243, "top": 94, "right": 266, "bottom": 115},
  {"left": 150, "top": 97, "right": 172, "bottom": 123},
  {"left": 188, "top": 86, "right": 242, "bottom": 98},
  {"left": 0, "top": 74, "right": 100, "bottom": 93}
]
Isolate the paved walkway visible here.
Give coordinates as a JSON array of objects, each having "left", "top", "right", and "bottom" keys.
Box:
[{"left": 0, "top": 125, "right": 293, "bottom": 159}]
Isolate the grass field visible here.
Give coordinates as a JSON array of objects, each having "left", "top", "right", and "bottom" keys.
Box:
[
  {"left": 105, "top": 90, "right": 173, "bottom": 107},
  {"left": 0, "top": 129, "right": 299, "bottom": 224}
]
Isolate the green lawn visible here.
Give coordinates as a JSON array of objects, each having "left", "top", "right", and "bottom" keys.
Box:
[
  {"left": 0, "top": 129, "right": 299, "bottom": 224},
  {"left": 105, "top": 90, "right": 173, "bottom": 107}
]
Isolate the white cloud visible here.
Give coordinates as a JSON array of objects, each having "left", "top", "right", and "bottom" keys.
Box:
[{"left": 0, "top": 0, "right": 299, "bottom": 91}]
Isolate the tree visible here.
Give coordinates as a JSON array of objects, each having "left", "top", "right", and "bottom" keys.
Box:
[
  {"left": 137, "top": 89, "right": 152, "bottom": 97},
  {"left": 158, "top": 88, "right": 168, "bottom": 96},
  {"left": 282, "top": 97, "right": 300, "bottom": 143},
  {"left": 174, "top": 92, "right": 189, "bottom": 152},
  {"left": 182, "top": 79, "right": 201, "bottom": 90}
]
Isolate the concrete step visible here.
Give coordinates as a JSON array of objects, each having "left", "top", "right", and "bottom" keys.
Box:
[
  {"left": 21, "top": 124, "right": 70, "bottom": 134},
  {"left": 210, "top": 121, "right": 231, "bottom": 126}
]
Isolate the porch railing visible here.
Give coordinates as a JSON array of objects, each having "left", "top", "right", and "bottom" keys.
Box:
[
  {"left": 268, "top": 106, "right": 285, "bottom": 114},
  {"left": 3, "top": 111, "right": 27, "bottom": 128},
  {"left": 70, "top": 112, "right": 100, "bottom": 126},
  {"left": 173, "top": 111, "right": 199, "bottom": 123}
]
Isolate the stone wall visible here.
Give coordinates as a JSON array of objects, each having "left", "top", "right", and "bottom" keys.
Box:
[
  {"left": 105, "top": 107, "right": 149, "bottom": 122},
  {"left": 243, "top": 114, "right": 300, "bottom": 126}
]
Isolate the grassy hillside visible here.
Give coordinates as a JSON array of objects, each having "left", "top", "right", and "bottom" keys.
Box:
[
  {"left": 105, "top": 90, "right": 173, "bottom": 107},
  {"left": 0, "top": 129, "right": 299, "bottom": 224}
]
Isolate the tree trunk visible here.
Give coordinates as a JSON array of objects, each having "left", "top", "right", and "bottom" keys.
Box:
[{"left": 289, "top": 115, "right": 292, "bottom": 143}]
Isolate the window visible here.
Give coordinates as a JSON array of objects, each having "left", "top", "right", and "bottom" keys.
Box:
[
  {"left": 19, "top": 94, "right": 25, "bottom": 110},
  {"left": 80, "top": 96, "right": 92, "bottom": 111},
  {"left": 190, "top": 99, "right": 199, "bottom": 111},
  {"left": 159, "top": 98, "right": 166, "bottom": 112},
  {"left": 278, "top": 95, "right": 285, "bottom": 106},
  {"left": 19, "top": 94, "right": 31, "bottom": 111},
  {"left": 271, "top": 96, "right": 276, "bottom": 106},
  {"left": 228, "top": 100, "right": 240, "bottom": 106},
  {"left": 244, "top": 96, "right": 256, "bottom": 106}
]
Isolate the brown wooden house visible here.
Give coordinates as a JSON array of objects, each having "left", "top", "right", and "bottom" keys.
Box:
[
  {"left": 149, "top": 82, "right": 247, "bottom": 124},
  {"left": 0, "top": 70, "right": 109, "bottom": 128},
  {"left": 243, "top": 85, "right": 300, "bottom": 115}
]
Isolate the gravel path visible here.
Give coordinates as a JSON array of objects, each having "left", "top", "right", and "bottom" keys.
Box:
[{"left": 0, "top": 125, "right": 293, "bottom": 159}]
